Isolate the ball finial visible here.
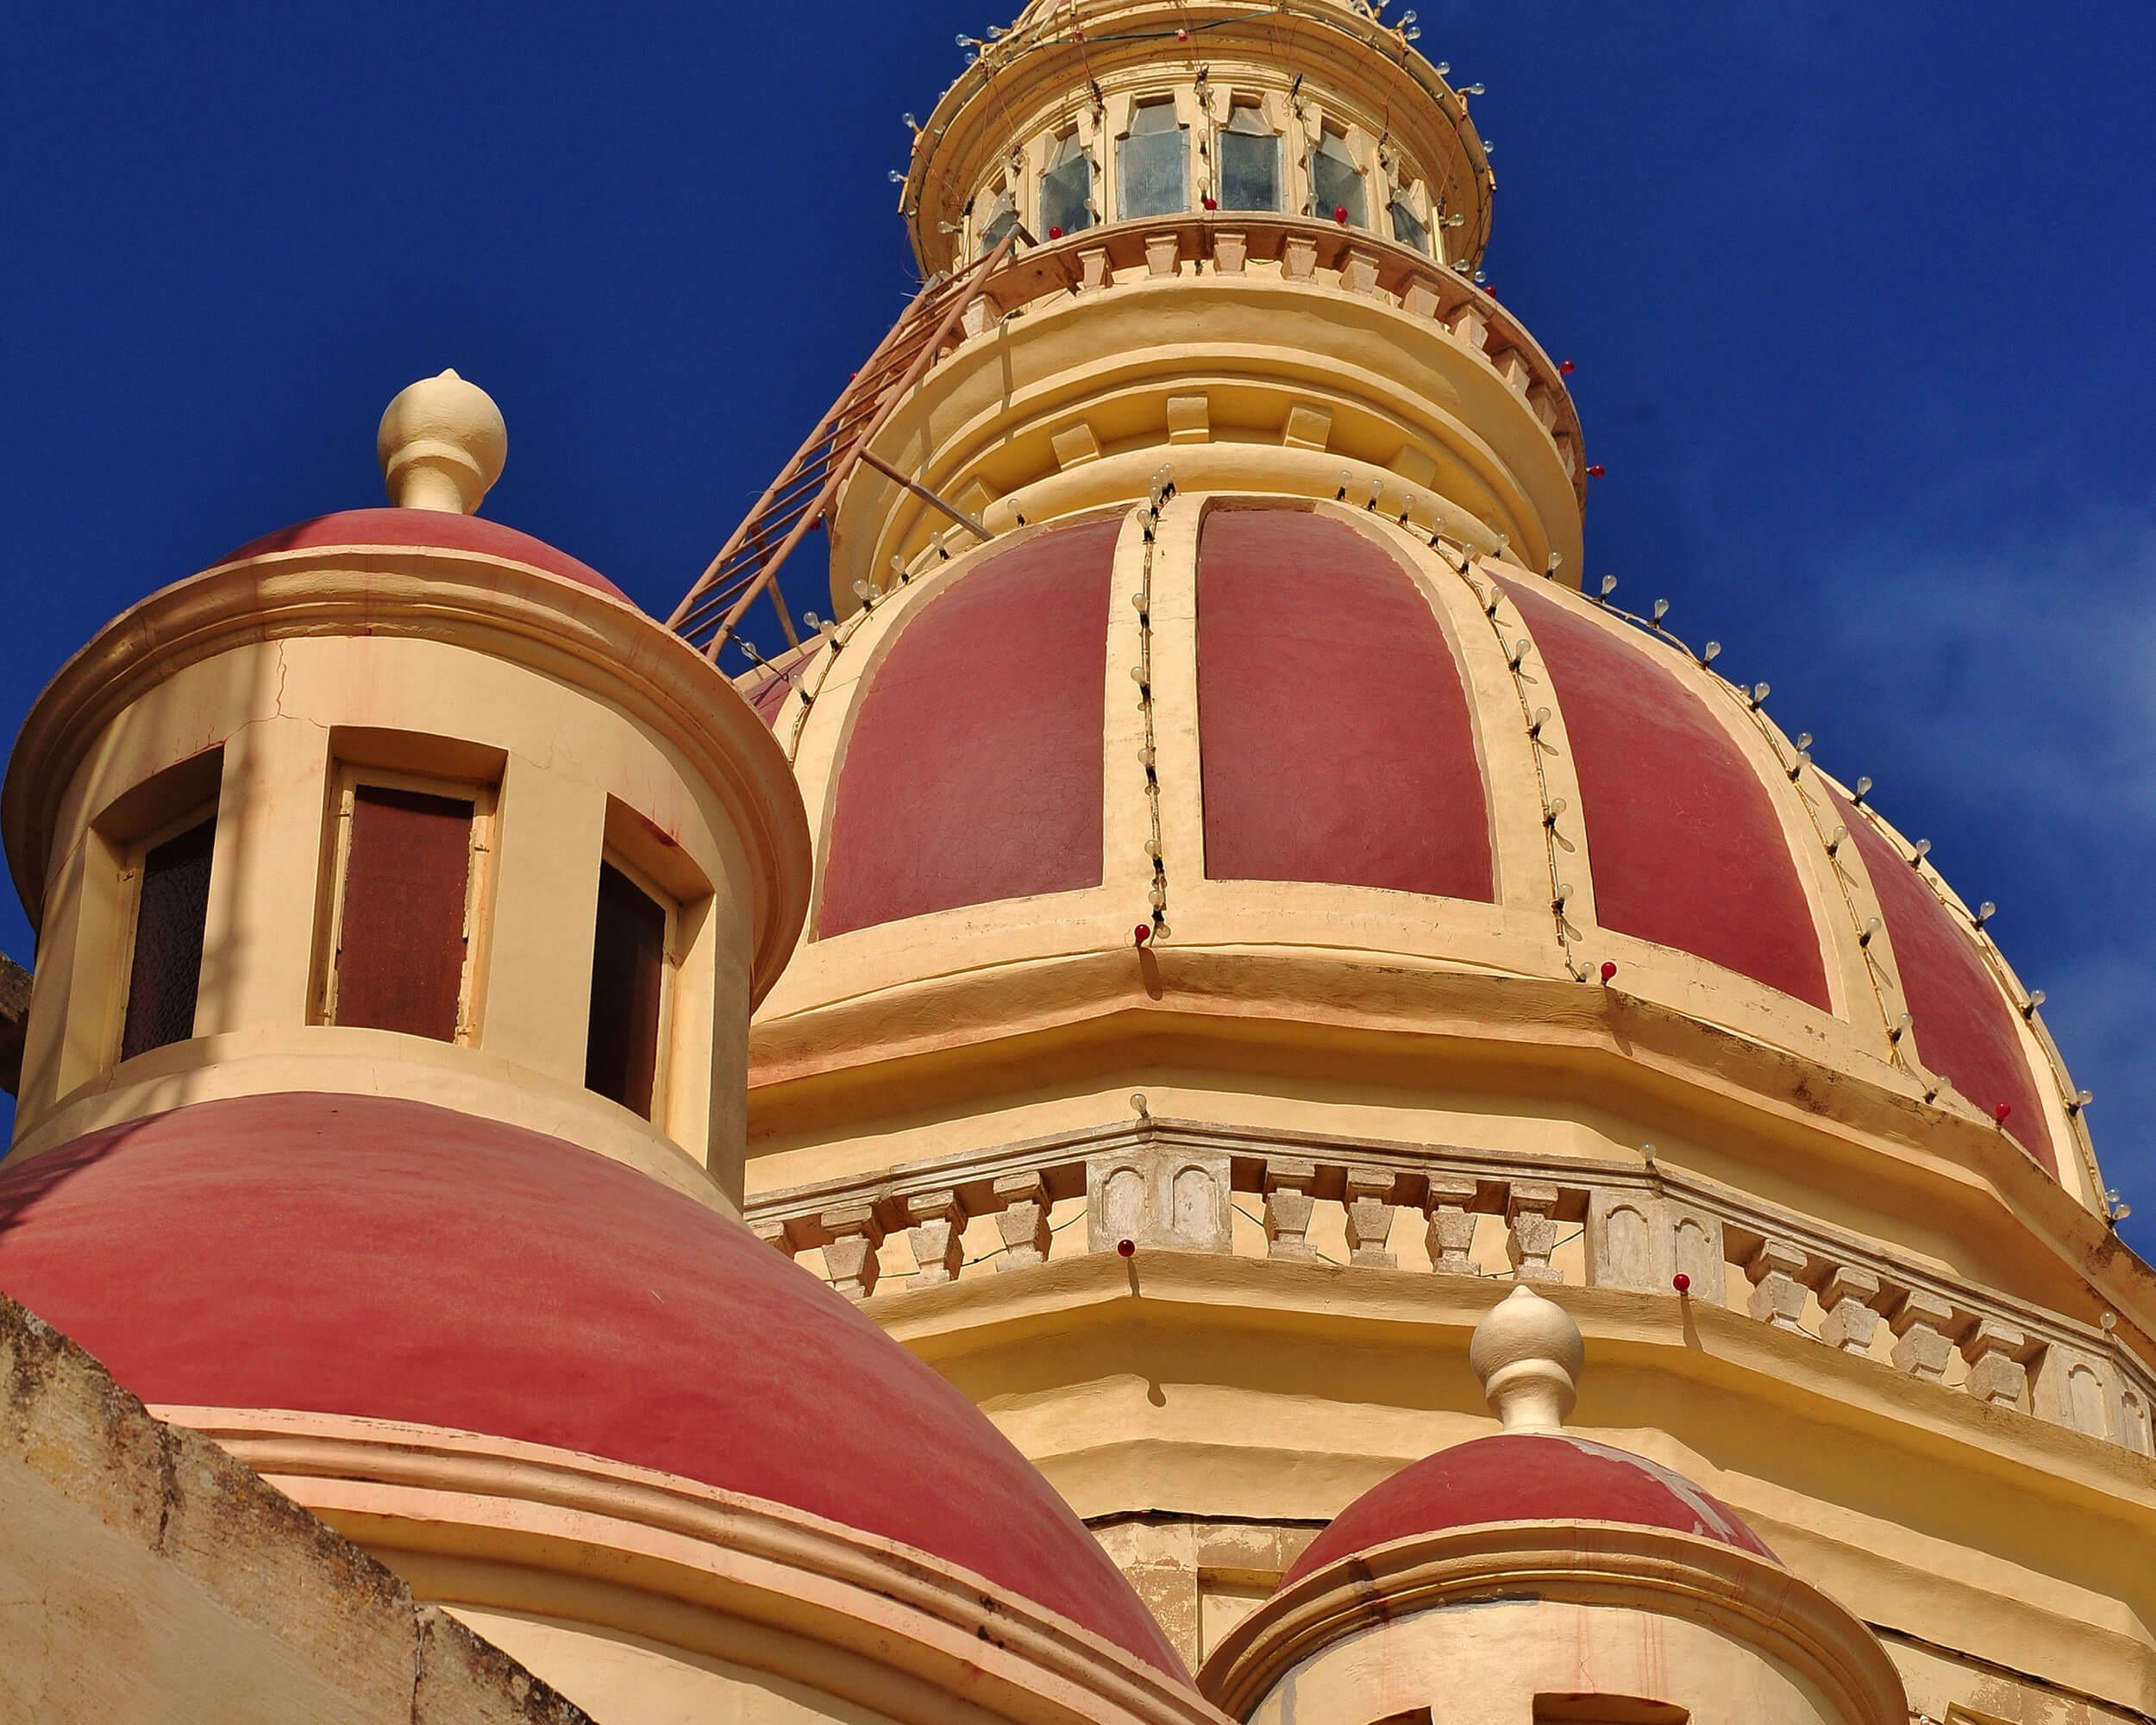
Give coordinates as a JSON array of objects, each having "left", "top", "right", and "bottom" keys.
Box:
[
  {"left": 376, "top": 369, "right": 507, "bottom": 514},
  {"left": 1468, "top": 1283, "right": 1584, "bottom": 1433}
]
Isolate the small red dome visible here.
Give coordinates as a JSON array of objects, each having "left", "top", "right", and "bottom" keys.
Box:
[
  {"left": 218, "top": 509, "right": 634, "bottom": 605},
  {"left": 0, "top": 1094, "right": 1182, "bottom": 1679},
  {"left": 1282, "top": 1433, "right": 1776, "bottom": 1585}
]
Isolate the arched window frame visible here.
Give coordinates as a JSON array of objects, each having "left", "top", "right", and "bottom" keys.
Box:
[
  {"left": 1210, "top": 87, "right": 1288, "bottom": 213},
  {"left": 1102, "top": 86, "right": 1202, "bottom": 223},
  {"left": 1301, "top": 110, "right": 1371, "bottom": 229}
]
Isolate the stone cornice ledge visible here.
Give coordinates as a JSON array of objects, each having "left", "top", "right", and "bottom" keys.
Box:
[
  {"left": 2, "top": 549, "right": 811, "bottom": 1000},
  {"left": 170, "top": 1407, "right": 1229, "bottom": 1725},
  {"left": 1196, "top": 1521, "right": 1908, "bottom": 1724},
  {"left": 868, "top": 1256, "right": 2156, "bottom": 1536}
]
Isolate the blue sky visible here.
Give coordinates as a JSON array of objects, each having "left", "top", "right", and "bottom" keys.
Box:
[{"left": 1, "top": 3, "right": 2150, "bottom": 1252}]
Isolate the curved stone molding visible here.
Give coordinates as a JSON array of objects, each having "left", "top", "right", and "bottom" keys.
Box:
[{"left": 177, "top": 1408, "right": 1230, "bottom": 1725}]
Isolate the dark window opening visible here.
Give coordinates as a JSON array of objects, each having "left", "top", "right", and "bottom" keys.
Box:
[
  {"left": 335, "top": 785, "right": 473, "bottom": 1042},
  {"left": 120, "top": 816, "right": 216, "bottom": 1061},
  {"left": 585, "top": 861, "right": 667, "bottom": 1118}
]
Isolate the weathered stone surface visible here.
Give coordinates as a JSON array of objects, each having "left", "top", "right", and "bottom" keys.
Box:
[{"left": 0, "top": 1291, "right": 587, "bottom": 1724}]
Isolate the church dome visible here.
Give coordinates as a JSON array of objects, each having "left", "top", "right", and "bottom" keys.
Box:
[
  {"left": 1281, "top": 1431, "right": 1777, "bottom": 1586},
  {"left": 765, "top": 497, "right": 2082, "bottom": 1193},
  {"left": 0, "top": 1092, "right": 1185, "bottom": 1680}
]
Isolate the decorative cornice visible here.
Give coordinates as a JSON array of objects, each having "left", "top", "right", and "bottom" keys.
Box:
[
  {"left": 173, "top": 1407, "right": 1227, "bottom": 1725},
  {"left": 1, "top": 545, "right": 811, "bottom": 1002},
  {"left": 1197, "top": 1520, "right": 1908, "bottom": 1723}
]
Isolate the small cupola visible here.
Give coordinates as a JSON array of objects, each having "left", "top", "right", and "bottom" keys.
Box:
[
  {"left": 2, "top": 376, "right": 809, "bottom": 1209},
  {"left": 1199, "top": 1285, "right": 1908, "bottom": 1725}
]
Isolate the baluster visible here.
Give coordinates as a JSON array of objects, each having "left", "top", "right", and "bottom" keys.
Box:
[
  {"left": 1961, "top": 1318, "right": 2034, "bottom": 1409},
  {"left": 1887, "top": 1289, "right": 1968, "bottom": 1383},
  {"left": 1344, "top": 1166, "right": 1398, "bottom": 1269},
  {"left": 992, "top": 1171, "right": 1053, "bottom": 1271},
  {"left": 1505, "top": 1181, "right": 1563, "bottom": 1283},
  {"left": 1813, "top": 1264, "right": 1884, "bottom": 1355},
  {"left": 903, "top": 1188, "right": 967, "bottom": 1287},
  {"left": 1424, "top": 1176, "right": 1480, "bottom": 1276},
  {"left": 1262, "top": 1157, "right": 1319, "bottom": 1260},
  {"left": 1743, "top": 1240, "right": 1810, "bottom": 1333},
  {"left": 820, "top": 1203, "right": 885, "bottom": 1301}
]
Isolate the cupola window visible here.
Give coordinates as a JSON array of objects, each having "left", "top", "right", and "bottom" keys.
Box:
[
  {"left": 119, "top": 813, "right": 216, "bottom": 1062},
  {"left": 314, "top": 744, "right": 499, "bottom": 1045},
  {"left": 1118, "top": 98, "right": 1189, "bottom": 219},
  {"left": 1309, "top": 125, "right": 1367, "bottom": 227},
  {"left": 1040, "top": 130, "right": 1094, "bottom": 238},
  {"left": 978, "top": 182, "right": 1017, "bottom": 255},
  {"left": 1389, "top": 193, "right": 1431, "bottom": 254},
  {"left": 1218, "top": 101, "right": 1282, "bottom": 210},
  {"left": 584, "top": 858, "right": 671, "bottom": 1119}
]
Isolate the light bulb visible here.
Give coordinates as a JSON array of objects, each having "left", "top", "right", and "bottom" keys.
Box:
[
  {"left": 1599, "top": 574, "right": 1618, "bottom": 598},
  {"left": 1701, "top": 641, "right": 1721, "bottom": 664},
  {"left": 1651, "top": 598, "right": 1670, "bottom": 622}
]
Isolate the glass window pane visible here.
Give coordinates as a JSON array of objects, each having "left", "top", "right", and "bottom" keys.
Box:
[
  {"left": 1390, "top": 197, "right": 1430, "bottom": 254},
  {"left": 1311, "top": 131, "right": 1367, "bottom": 227},
  {"left": 1219, "top": 128, "right": 1280, "bottom": 211},
  {"left": 980, "top": 188, "right": 1016, "bottom": 254},
  {"left": 121, "top": 816, "right": 215, "bottom": 1061},
  {"left": 1041, "top": 135, "right": 1093, "bottom": 236},
  {"left": 1119, "top": 105, "right": 1188, "bottom": 219}
]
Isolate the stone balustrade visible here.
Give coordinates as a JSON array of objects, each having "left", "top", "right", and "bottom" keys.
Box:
[
  {"left": 924, "top": 213, "right": 1585, "bottom": 496},
  {"left": 749, "top": 1118, "right": 2156, "bottom": 1463}
]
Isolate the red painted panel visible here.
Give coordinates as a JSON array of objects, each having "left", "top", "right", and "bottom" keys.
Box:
[
  {"left": 222, "top": 509, "right": 631, "bottom": 602},
  {"left": 335, "top": 786, "right": 473, "bottom": 1042},
  {"left": 1500, "top": 579, "right": 1830, "bottom": 1009},
  {"left": 1283, "top": 1433, "right": 1777, "bottom": 1585},
  {"left": 818, "top": 521, "right": 1118, "bottom": 936},
  {"left": 1197, "top": 509, "right": 1493, "bottom": 899},
  {"left": 0, "top": 1095, "right": 1185, "bottom": 1679},
  {"left": 1836, "top": 794, "right": 2056, "bottom": 1176}
]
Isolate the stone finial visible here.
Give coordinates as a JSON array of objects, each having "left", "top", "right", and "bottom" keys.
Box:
[
  {"left": 1469, "top": 1283, "right": 1584, "bottom": 1433},
  {"left": 376, "top": 369, "right": 507, "bottom": 514}
]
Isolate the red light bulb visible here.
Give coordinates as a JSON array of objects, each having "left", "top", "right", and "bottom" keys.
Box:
[
  {"left": 1334, "top": 205, "right": 1349, "bottom": 223},
  {"left": 1049, "top": 225, "right": 1063, "bottom": 240},
  {"left": 1201, "top": 196, "right": 1218, "bottom": 210},
  {"left": 1672, "top": 1272, "right": 1691, "bottom": 1295},
  {"left": 1994, "top": 1101, "right": 2013, "bottom": 1124},
  {"left": 1559, "top": 359, "right": 1576, "bottom": 374},
  {"left": 1118, "top": 1238, "right": 1137, "bottom": 1258},
  {"left": 1599, "top": 960, "right": 1618, "bottom": 983},
  {"left": 1587, "top": 464, "right": 1607, "bottom": 479},
  {"left": 1133, "top": 924, "right": 1152, "bottom": 947},
  {"left": 1176, "top": 27, "right": 1188, "bottom": 39}
]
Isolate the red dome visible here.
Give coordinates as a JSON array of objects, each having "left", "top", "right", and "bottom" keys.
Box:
[
  {"left": 1282, "top": 1433, "right": 1776, "bottom": 1585},
  {"left": 218, "top": 509, "right": 634, "bottom": 605},
  {"left": 0, "top": 1094, "right": 1182, "bottom": 1679}
]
